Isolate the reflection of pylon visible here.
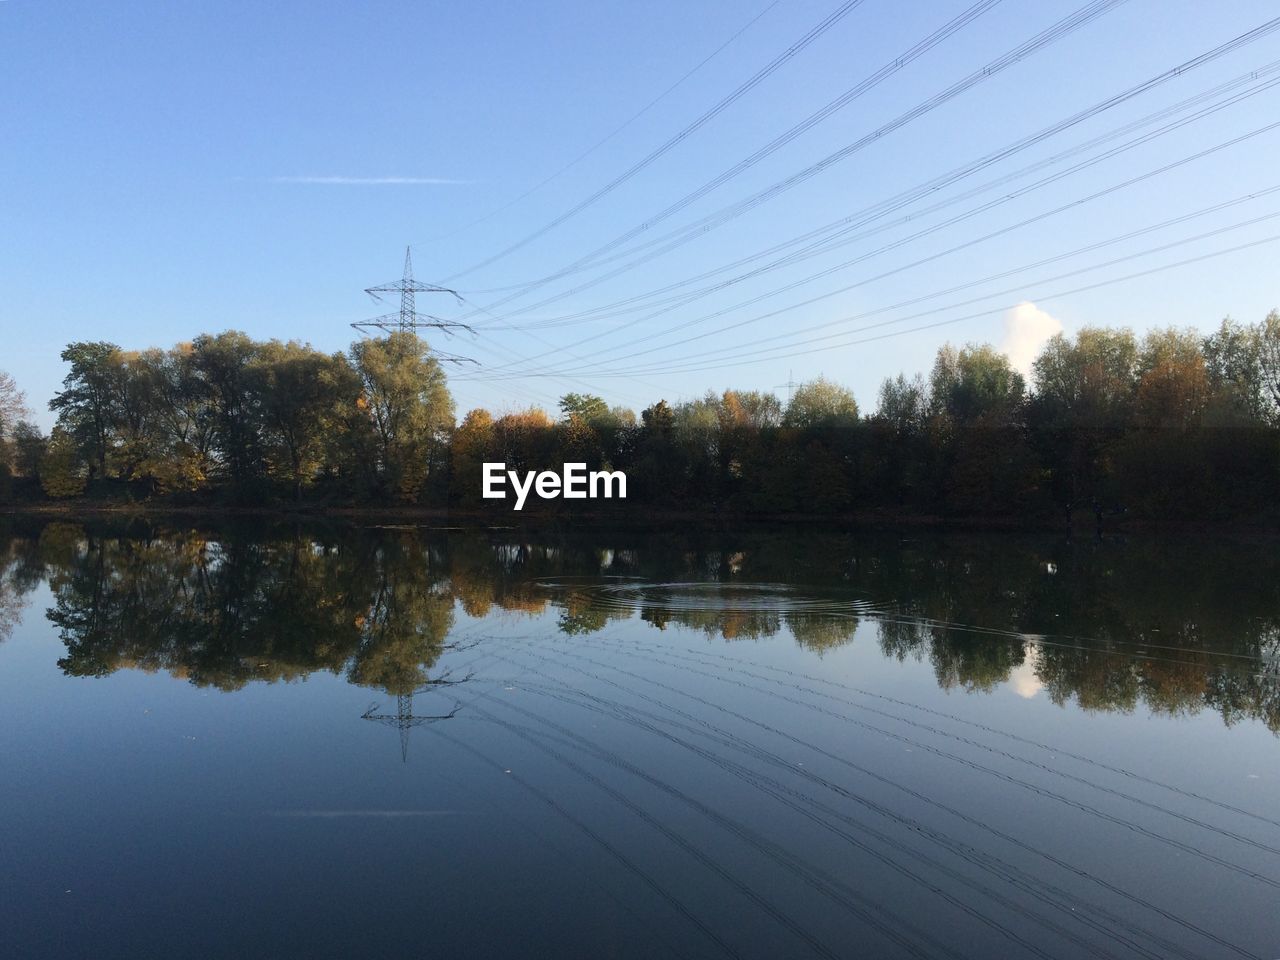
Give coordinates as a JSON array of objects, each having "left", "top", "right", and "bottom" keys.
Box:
[{"left": 361, "top": 690, "right": 458, "bottom": 763}]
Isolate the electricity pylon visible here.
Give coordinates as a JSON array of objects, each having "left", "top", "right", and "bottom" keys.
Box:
[
  {"left": 775, "top": 369, "right": 798, "bottom": 404},
  {"left": 352, "top": 247, "right": 478, "bottom": 365}
]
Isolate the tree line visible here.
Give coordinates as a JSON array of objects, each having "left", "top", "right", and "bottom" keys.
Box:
[{"left": 1, "top": 311, "right": 1278, "bottom": 520}]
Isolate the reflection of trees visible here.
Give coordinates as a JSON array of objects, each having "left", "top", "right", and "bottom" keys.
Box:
[
  {"left": 43, "top": 526, "right": 453, "bottom": 694},
  {"left": 785, "top": 613, "right": 858, "bottom": 654},
  {"left": 867, "top": 536, "right": 1280, "bottom": 730},
  {"left": 346, "top": 535, "right": 454, "bottom": 695},
  {"left": 642, "top": 604, "right": 782, "bottom": 642},
  {"left": 11, "top": 523, "right": 1280, "bottom": 732},
  {"left": 878, "top": 621, "right": 1028, "bottom": 693},
  {"left": 0, "top": 529, "right": 42, "bottom": 641}
]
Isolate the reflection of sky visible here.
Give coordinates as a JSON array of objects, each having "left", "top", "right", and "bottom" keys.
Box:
[
  {"left": 6, "top": 560, "right": 1280, "bottom": 959},
  {"left": 1006, "top": 642, "right": 1043, "bottom": 699}
]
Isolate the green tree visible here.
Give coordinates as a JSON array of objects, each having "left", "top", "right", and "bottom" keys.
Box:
[
  {"left": 640, "top": 400, "right": 675, "bottom": 434},
  {"left": 133, "top": 345, "right": 215, "bottom": 492},
  {"left": 10, "top": 421, "right": 46, "bottom": 478},
  {"left": 1029, "top": 327, "right": 1138, "bottom": 507},
  {"left": 1202, "top": 316, "right": 1265, "bottom": 423},
  {"left": 558, "top": 392, "right": 609, "bottom": 422},
  {"left": 191, "top": 331, "right": 264, "bottom": 486},
  {"left": 39, "top": 427, "right": 88, "bottom": 498},
  {"left": 1259, "top": 309, "right": 1280, "bottom": 425},
  {"left": 48, "top": 341, "right": 121, "bottom": 480},
  {"left": 930, "top": 344, "right": 1024, "bottom": 425},
  {"left": 0, "top": 370, "right": 29, "bottom": 440},
  {"left": 0, "top": 371, "right": 32, "bottom": 485},
  {"left": 451, "top": 408, "right": 496, "bottom": 505},
  {"left": 783, "top": 377, "right": 859, "bottom": 430},
  {"left": 349, "top": 333, "right": 455, "bottom": 502},
  {"left": 1134, "top": 328, "right": 1209, "bottom": 430},
  {"left": 252, "top": 341, "right": 356, "bottom": 498},
  {"left": 875, "top": 373, "right": 928, "bottom": 436}
]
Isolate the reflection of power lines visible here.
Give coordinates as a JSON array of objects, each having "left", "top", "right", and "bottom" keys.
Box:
[
  {"left": 361, "top": 671, "right": 469, "bottom": 762},
  {"left": 479, "top": 640, "right": 1254, "bottom": 958},
  {"left": 351, "top": 247, "right": 478, "bottom": 366}
]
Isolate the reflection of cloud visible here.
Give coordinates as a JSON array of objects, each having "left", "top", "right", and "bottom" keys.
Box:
[
  {"left": 1001, "top": 301, "right": 1062, "bottom": 380},
  {"left": 270, "top": 176, "right": 474, "bottom": 185},
  {"left": 1007, "top": 642, "right": 1043, "bottom": 699},
  {"left": 268, "top": 810, "right": 472, "bottom": 818}
]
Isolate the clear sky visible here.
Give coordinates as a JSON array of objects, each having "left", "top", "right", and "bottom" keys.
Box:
[{"left": 3, "top": 0, "right": 1279, "bottom": 426}]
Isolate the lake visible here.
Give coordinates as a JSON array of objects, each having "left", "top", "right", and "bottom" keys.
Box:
[{"left": 1, "top": 521, "right": 1277, "bottom": 959}]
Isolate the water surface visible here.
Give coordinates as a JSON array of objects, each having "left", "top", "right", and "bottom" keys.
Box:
[{"left": 1, "top": 522, "right": 1277, "bottom": 959}]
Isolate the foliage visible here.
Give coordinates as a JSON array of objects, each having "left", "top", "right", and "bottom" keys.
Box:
[
  {"left": 40, "top": 427, "right": 88, "bottom": 498},
  {"left": 783, "top": 377, "right": 859, "bottom": 429},
  {"left": 349, "top": 332, "right": 454, "bottom": 502},
  {"left": 558, "top": 392, "right": 609, "bottom": 422},
  {"left": 22, "top": 309, "right": 1280, "bottom": 522},
  {"left": 9, "top": 421, "right": 46, "bottom": 478}
]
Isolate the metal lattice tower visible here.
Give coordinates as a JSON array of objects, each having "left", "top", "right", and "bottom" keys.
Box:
[
  {"left": 361, "top": 691, "right": 459, "bottom": 763},
  {"left": 351, "top": 247, "right": 478, "bottom": 365},
  {"left": 775, "top": 369, "right": 798, "bottom": 404}
]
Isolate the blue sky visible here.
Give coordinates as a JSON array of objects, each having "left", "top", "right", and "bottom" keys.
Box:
[{"left": 3, "top": 0, "right": 1279, "bottom": 425}]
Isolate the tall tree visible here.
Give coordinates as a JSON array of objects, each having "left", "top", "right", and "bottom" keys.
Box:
[
  {"left": 135, "top": 345, "right": 215, "bottom": 492},
  {"left": 874, "top": 373, "right": 929, "bottom": 436},
  {"left": 1134, "top": 328, "right": 1209, "bottom": 430},
  {"left": 930, "top": 344, "right": 1024, "bottom": 425},
  {"left": 251, "top": 341, "right": 357, "bottom": 498},
  {"left": 9, "top": 422, "right": 46, "bottom": 478},
  {"left": 0, "top": 370, "right": 29, "bottom": 440},
  {"left": 349, "top": 333, "right": 455, "bottom": 502},
  {"left": 191, "top": 331, "right": 263, "bottom": 485},
  {"left": 558, "top": 392, "right": 608, "bottom": 422},
  {"left": 1202, "top": 317, "right": 1265, "bottom": 423},
  {"left": 1260, "top": 309, "right": 1280, "bottom": 425},
  {"left": 1029, "top": 327, "right": 1138, "bottom": 505},
  {"left": 783, "top": 377, "right": 859, "bottom": 430},
  {"left": 48, "top": 342, "right": 122, "bottom": 480},
  {"left": 451, "top": 409, "right": 496, "bottom": 504},
  {"left": 0, "top": 370, "right": 32, "bottom": 480},
  {"left": 39, "top": 427, "right": 88, "bottom": 498}
]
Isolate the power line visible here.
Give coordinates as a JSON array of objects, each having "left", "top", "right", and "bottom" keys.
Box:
[
  {"left": 468, "top": 67, "right": 1280, "bottom": 383},
  {"left": 538, "top": 118, "right": 1280, "bottom": 377},
  {"left": 458, "top": 175, "right": 1280, "bottom": 381},
  {"left": 467, "top": 6, "right": 1280, "bottom": 334},
  {"left": 507, "top": 229, "right": 1280, "bottom": 380},
  {"left": 462, "top": 118, "right": 1280, "bottom": 382},
  {"left": 468, "top": 6, "right": 1280, "bottom": 343},
  {"left": 502, "top": 60, "right": 1280, "bottom": 334},
  {"left": 456, "top": 0, "right": 1132, "bottom": 321},
  {"left": 439, "top": 0, "right": 870, "bottom": 283},
  {"left": 408, "top": 0, "right": 785, "bottom": 247},
  {"left": 468, "top": 0, "right": 1006, "bottom": 298}
]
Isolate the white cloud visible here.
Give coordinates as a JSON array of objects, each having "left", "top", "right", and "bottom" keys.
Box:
[
  {"left": 1000, "top": 301, "right": 1062, "bottom": 380},
  {"left": 270, "top": 176, "right": 474, "bottom": 185}
]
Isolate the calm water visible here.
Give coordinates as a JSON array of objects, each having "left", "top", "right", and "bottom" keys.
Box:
[{"left": 1, "top": 522, "right": 1278, "bottom": 960}]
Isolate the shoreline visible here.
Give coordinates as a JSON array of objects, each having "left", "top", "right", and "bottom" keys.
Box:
[{"left": 4, "top": 500, "right": 1277, "bottom": 536}]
